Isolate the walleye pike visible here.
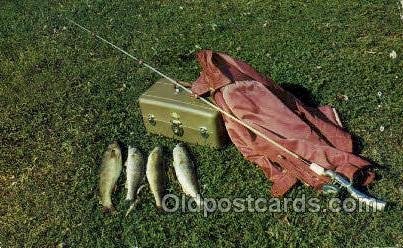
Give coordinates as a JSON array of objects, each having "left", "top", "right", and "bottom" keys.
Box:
[
  {"left": 173, "top": 143, "right": 202, "bottom": 207},
  {"left": 146, "top": 146, "right": 165, "bottom": 209},
  {"left": 125, "top": 146, "right": 145, "bottom": 201},
  {"left": 99, "top": 141, "right": 122, "bottom": 213}
]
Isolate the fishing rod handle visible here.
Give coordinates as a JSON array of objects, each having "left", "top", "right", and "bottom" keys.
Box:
[
  {"left": 347, "top": 186, "right": 386, "bottom": 211},
  {"left": 326, "top": 170, "right": 386, "bottom": 211}
]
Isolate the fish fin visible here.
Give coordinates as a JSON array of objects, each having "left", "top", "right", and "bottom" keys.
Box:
[
  {"left": 125, "top": 198, "right": 140, "bottom": 217},
  {"left": 125, "top": 203, "right": 135, "bottom": 217},
  {"left": 194, "top": 196, "right": 204, "bottom": 209}
]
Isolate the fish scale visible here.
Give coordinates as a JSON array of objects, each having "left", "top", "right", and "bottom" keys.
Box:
[
  {"left": 125, "top": 146, "right": 145, "bottom": 202},
  {"left": 146, "top": 147, "right": 165, "bottom": 209},
  {"left": 99, "top": 142, "right": 122, "bottom": 213},
  {"left": 173, "top": 143, "right": 202, "bottom": 207}
]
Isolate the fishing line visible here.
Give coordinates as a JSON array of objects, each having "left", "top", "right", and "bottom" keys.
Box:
[{"left": 66, "top": 17, "right": 303, "bottom": 161}]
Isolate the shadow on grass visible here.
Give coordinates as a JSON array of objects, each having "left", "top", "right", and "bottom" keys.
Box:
[
  {"left": 281, "top": 82, "right": 368, "bottom": 154},
  {"left": 281, "top": 83, "right": 320, "bottom": 108}
]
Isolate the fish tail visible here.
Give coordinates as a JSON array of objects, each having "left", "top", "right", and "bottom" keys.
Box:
[
  {"left": 102, "top": 205, "right": 115, "bottom": 214},
  {"left": 194, "top": 195, "right": 204, "bottom": 209},
  {"left": 156, "top": 205, "right": 164, "bottom": 213},
  {"left": 125, "top": 198, "right": 141, "bottom": 217},
  {"left": 125, "top": 187, "right": 134, "bottom": 201},
  {"left": 125, "top": 203, "right": 135, "bottom": 217}
]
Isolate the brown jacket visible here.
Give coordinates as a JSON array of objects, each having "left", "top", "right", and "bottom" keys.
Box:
[{"left": 192, "top": 50, "right": 374, "bottom": 196}]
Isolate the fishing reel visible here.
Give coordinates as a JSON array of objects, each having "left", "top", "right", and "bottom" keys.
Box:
[{"left": 322, "top": 184, "right": 341, "bottom": 195}]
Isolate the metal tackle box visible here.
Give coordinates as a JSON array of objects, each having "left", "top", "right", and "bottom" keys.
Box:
[{"left": 138, "top": 78, "right": 227, "bottom": 148}]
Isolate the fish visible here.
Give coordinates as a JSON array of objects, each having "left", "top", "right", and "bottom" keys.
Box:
[
  {"left": 99, "top": 141, "right": 122, "bottom": 213},
  {"left": 125, "top": 146, "right": 145, "bottom": 201},
  {"left": 173, "top": 143, "right": 202, "bottom": 207},
  {"left": 125, "top": 184, "right": 146, "bottom": 217},
  {"left": 145, "top": 146, "right": 165, "bottom": 209}
]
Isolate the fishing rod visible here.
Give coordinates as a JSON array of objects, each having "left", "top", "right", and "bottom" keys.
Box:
[{"left": 67, "top": 18, "right": 386, "bottom": 210}]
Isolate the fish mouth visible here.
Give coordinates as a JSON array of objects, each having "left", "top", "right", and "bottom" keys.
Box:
[
  {"left": 108, "top": 141, "right": 120, "bottom": 151},
  {"left": 175, "top": 143, "right": 185, "bottom": 148},
  {"left": 127, "top": 146, "right": 138, "bottom": 155},
  {"left": 174, "top": 143, "right": 187, "bottom": 154},
  {"left": 152, "top": 146, "right": 162, "bottom": 152}
]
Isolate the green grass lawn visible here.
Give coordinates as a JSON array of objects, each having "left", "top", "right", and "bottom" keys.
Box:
[{"left": 1, "top": 0, "right": 402, "bottom": 247}]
